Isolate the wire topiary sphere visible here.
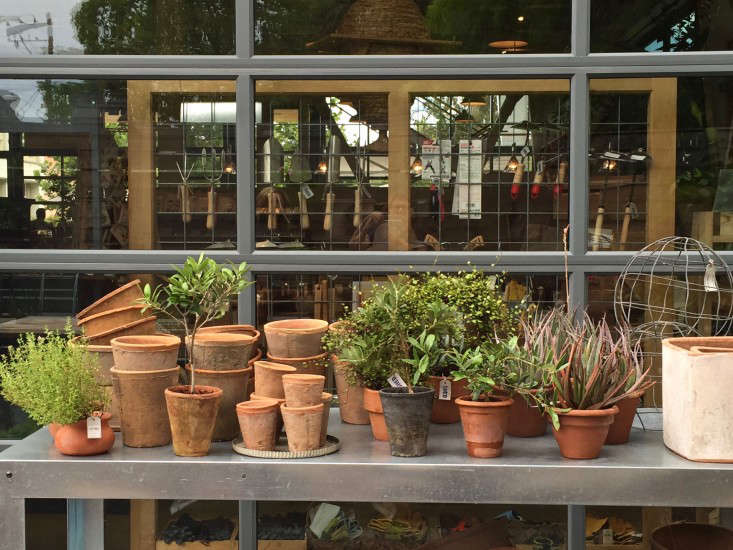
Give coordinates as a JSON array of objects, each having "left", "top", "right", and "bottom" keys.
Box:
[{"left": 614, "top": 236, "right": 733, "bottom": 338}]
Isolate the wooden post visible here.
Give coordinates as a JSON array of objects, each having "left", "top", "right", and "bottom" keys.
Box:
[
  {"left": 127, "top": 81, "right": 156, "bottom": 250},
  {"left": 130, "top": 499, "right": 157, "bottom": 550},
  {"left": 388, "top": 89, "right": 411, "bottom": 251}
]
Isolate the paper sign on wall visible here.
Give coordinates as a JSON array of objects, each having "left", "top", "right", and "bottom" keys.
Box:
[
  {"left": 422, "top": 139, "right": 451, "bottom": 184},
  {"left": 454, "top": 139, "right": 482, "bottom": 219}
]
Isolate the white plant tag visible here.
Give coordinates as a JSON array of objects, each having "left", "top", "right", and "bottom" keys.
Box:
[
  {"left": 387, "top": 373, "right": 407, "bottom": 388},
  {"left": 301, "top": 184, "right": 314, "bottom": 200},
  {"left": 439, "top": 378, "right": 451, "bottom": 400},
  {"left": 86, "top": 416, "right": 102, "bottom": 439},
  {"left": 602, "top": 529, "right": 614, "bottom": 544}
]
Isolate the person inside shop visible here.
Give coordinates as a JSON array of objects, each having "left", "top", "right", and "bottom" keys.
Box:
[{"left": 30, "top": 207, "right": 55, "bottom": 247}]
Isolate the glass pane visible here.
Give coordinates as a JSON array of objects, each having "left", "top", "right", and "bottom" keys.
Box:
[
  {"left": 254, "top": 0, "right": 571, "bottom": 55},
  {"left": 0, "top": 79, "right": 236, "bottom": 250},
  {"left": 591, "top": 1, "right": 733, "bottom": 52},
  {"left": 0, "top": 1, "right": 235, "bottom": 56}
]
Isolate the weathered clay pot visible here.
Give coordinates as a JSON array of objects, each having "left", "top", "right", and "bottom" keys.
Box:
[
  {"left": 363, "top": 387, "right": 388, "bottom": 441},
  {"left": 320, "top": 392, "right": 332, "bottom": 447},
  {"left": 165, "top": 385, "right": 223, "bottom": 457},
  {"left": 69, "top": 336, "right": 115, "bottom": 386},
  {"left": 199, "top": 324, "right": 261, "bottom": 346},
  {"left": 111, "top": 334, "right": 180, "bottom": 372},
  {"left": 236, "top": 398, "right": 279, "bottom": 451},
  {"left": 251, "top": 393, "right": 286, "bottom": 436},
  {"left": 506, "top": 389, "right": 547, "bottom": 438},
  {"left": 605, "top": 390, "right": 644, "bottom": 445},
  {"left": 48, "top": 423, "right": 60, "bottom": 438},
  {"left": 380, "top": 386, "right": 434, "bottom": 457},
  {"left": 102, "top": 386, "right": 121, "bottom": 431},
  {"left": 281, "top": 402, "right": 324, "bottom": 452},
  {"left": 190, "top": 332, "right": 257, "bottom": 370},
  {"left": 53, "top": 413, "right": 115, "bottom": 456},
  {"left": 333, "top": 358, "right": 369, "bottom": 425},
  {"left": 651, "top": 522, "right": 733, "bottom": 550},
  {"left": 265, "top": 352, "right": 328, "bottom": 377},
  {"left": 76, "top": 279, "right": 142, "bottom": 321},
  {"left": 428, "top": 375, "right": 469, "bottom": 424},
  {"left": 86, "top": 316, "right": 157, "bottom": 346},
  {"left": 282, "top": 374, "right": 325, "bottom": 407},
  {"left": 456, "top": 395, "right": 513, "bottom": 458},
  {"left": 254, "top": 361, "right": 296, "bottom": 399},
  {"left": 78, "top": 305, "right": 145, "bottom": 338},
  {"left": 111, "top": 366, "right": 179, "bottom": 447},
  {"left": 552, "top": 406, "right": 619, "bottom": 459},
  {"left": 184, "top": 365, "right": 252, "bottom": 441},
  {"left": 264, "top": 319, "right": 328, "bottom": 358}
]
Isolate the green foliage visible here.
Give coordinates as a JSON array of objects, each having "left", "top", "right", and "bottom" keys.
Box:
[
  {"left": 0, "top": 327, "right": 105, "bottom": 426},
  {"left": 402, "top": 330, "right": 441, "bottom": 387},
  {"left": 448, "top": 346, "right": 498, "bottom": 401}
]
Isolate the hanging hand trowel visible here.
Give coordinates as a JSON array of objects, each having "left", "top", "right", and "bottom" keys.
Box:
[
  {"left": 263, "top": 138, "right": 284, "bottom": 231},
  {"left": 323, "top": 134, "right": 344, "bottom": 232}
]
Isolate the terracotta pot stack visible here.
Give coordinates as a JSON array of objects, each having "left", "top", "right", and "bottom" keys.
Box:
[
  {"left": 264, "top": 319, "right": 329, "bottom": 378},
  {"left": 281, "top": 374, "right": 329, "bottom": 452}
]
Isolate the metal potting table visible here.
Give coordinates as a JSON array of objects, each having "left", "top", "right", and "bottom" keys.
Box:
[{"left": 2, "top": 408, "right": 733, "bottom": 549}]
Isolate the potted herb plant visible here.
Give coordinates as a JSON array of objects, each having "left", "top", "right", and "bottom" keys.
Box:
[
  {"left": 0, "top": 327, "right": 113, "bottom": 456},
  {"left": 141, "top": 254, "right": 252, "bottom": 457}
]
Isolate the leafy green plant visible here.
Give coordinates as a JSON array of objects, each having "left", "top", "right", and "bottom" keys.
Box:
[
  {"left": 448, "top": 346, "right": 498, "bottom": 401},
  {"left": 402, "top": 330, "right": 441, "bottom": 388},
  {"left": 0, "top": 327, "right": 105, "bottom": 426},
  {"left": 141, "top": 254, "right": 252, "bottom": 393}
]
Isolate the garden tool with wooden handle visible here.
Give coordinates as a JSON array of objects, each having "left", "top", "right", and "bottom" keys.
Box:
[
  {"left": 323, "top": 191, "right": 335, "bottom": 231},
  {"left": 206, "top": 187, "right": 216, "bottom": 230},
  {"left": 353, "top": 188, "right": 361, "bottom": 228},
  {"left": 592, "top": 169, "right": 610, "bottom": 251},
  {"left": 510, "top": 163, "right": 524, "bottom": 200},
  {"left": 531, "top": 168, "right": 543, "bottom": 199},
  {"left": 554, "top": 161, "right": 568, "bottom": 198},
  {"left": 620, "top": 169, "right": 638, "bottom": 249},
  {"left": 267, "top": 190, "right": 277, "bottom": 231},
  {"left": 179, "top": 184, "right": 192, "bottom": 223},
  {"left": 298, "top": 191, "right": 310, "bottom": 230}
]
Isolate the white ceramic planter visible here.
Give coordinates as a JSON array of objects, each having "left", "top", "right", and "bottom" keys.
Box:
[{"left": 662, "top": 337, "right": 733, "bottom": 462}]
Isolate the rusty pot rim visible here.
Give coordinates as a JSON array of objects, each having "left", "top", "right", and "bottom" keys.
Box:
[
  {"left": 77, "top": 304, "right": 144, "bottom": 327},
  {"left": 266, "top": 351, "right": 328, "bottom": 362},
  {"left": 184, "top": 364, "right": 253, "bottom": 376},
  {"left": 111, "top": 333, "right": 181, "bottom": 351},
  {"left": 282, "top": 373, "right": 326, "bottom": 384},
  {"left": 76, "top": 279, "right": 141, "bottom": 320},
  {"left": 165, "top": 385, "right": 223, "bottom": 400},
  {"left": 250, "top": 392, "right": 286, "bottom": 404},
  {"left": 189, "top": 332, "right": 256, "bottom": 346},
  {"left": 85, "top": 316, "right": 157, "bottom": 343},
  {"left": 254, "top": 360, "right": 298, "bottom": 373},
  {"left": 236, "top": 399, "right": 279, "bottom": 412},
  {"left": 110, "top": 365, "right": 180, "bottom": 377},
  {"left": 455, "top": 394, "right": 514, "bottom": 408},
  {"left": 554, "top": 405, "right": 620, "bottom": 417},
  {"left": 280, "top": 402, "right": 324, "bottom": 414},
  {"left": 264, "top": 319, "right": 329, "bottom": 334}
]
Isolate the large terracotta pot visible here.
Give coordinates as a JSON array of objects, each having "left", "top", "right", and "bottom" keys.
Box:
[
  {"left": 506, "top": 389, "right": 547, "bottom": 438},
  {"left": 111, "top": 334, "right": 181, "bottom": 371},
  {"left": 552, "top": 406, "right": 619, "bottom": 459},
  {"left": 76, "top": 279, "right": 142, "bottom": 321},
  {"left": 78, "top": 305, "right": 146, "bottom": 338},
  {"left": 53, "top": 413, "right": 115, "bottom": 456},
  {"left": 333, "top": 358, "right": 369, "bottom": 425},
  {"left": 236, "top": 399, "right": 279, "bottom": 451},
  {"left": 264, "top": 319, "right": 328, "bottom": 358},
  {"left": 281, "top": 402, "right": 324, "bottom": 452},
  {"left": 651, "top": 523, "right": 733, "bottom": 550},
  {"left": 265, "top": 352, "right": 328, "bottom": 377},
  {"left": 69, "top": 336, "right": 115, "bottom": 386},
  {"left": 428, "top": 376, "right": 468, "bottom": 424},
  {"left": 165, "top": 385, "right": 223, "bottom": 457},
  {"left": 605, "top": 391, "right": 644, "bottom": 445},
  {"left": 254, "top": 361, "right": 296, "bottom": 399},
  {"left": 86, "top": 316, "right": 157, "bottom": 346},
  {"left": 363, "top": 387, "right": 388, "bottom": 441},
  {"left": 199, "top": 324, "right": 261, "bottom": 345},
  {"left": 185, "top": 365, "right": 252, "bottom": 441},
  {"left": 190, "top": 332, "right": 257, "bottom": 370},
  {"left": 456, "top": 395, "right": 513, "bottom": 458},
  {"left": 282, "top": 374, "right": 325, "bottom": 407},
  {"left": 111, "top": 366, "right": 179, "bottom": 447}
]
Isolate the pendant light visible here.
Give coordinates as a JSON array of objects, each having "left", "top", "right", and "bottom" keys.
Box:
[
  {"left": 505, "top": 143, "right": 520, "bottom": 172},
  {"left": 455, "top": 108, "right": 475, "bottom": 123},
  {"left": 460, "top": 94, "right": 487, "bottom": 108}
]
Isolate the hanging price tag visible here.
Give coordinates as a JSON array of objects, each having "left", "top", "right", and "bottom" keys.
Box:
[
  {"left": 387, "top": 373, "right": 407, "bottom": 388},
  {"left": 602, "top": 529, "right": 614, "bottom": 545},
  {"left": 301, "top": 184, "right": 314, "bottom": 200},
  {"left": 439, "top": 378, "right": 451, "bottom": 400},
  {"left": 86, "top": 416, "right": 102, "bottom": 439}
]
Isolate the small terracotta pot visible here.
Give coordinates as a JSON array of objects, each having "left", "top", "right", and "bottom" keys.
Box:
[
  {"left": 281, "top": 402, "right": 324, "bottom": 452},
  {"left": 552, "top": 406, "right": 619, "bottom": 459},
  {"left": 111, "top": 334, "right": 181, "bottom": 372},
  {"left": 165, "top": 385, "right": 223, "bottom": 457},
  {"left": 428, "top": 376, "right": 468, "bottom": 424},
  {"left": 251, "top": 393, "right": 286, "bottom": 436},
  {"left": 76, "top": 279, "right": 143, "bottom": 321},
  {"left": 111, "top": 366, "right": 179, "bottom": 447},
  {"left": 184, "top": 365, "right": 252, "bottom": 441},
  {"left": 320, "top": 392, "right": 332, "bottom": 447},
  {"left": 333, "top": 358, "right": 369, "bottom": 425},
  {"left": 507, "top": 390, "right": 548, "bottom": 437},
  {"left": 363, "top": 387, "right": 388, "bottom": 441},
  {"left": 78, "top": 305, "right": 145, "bottom": 338},
  {"left": 53, "top": 413, "right": 115, "bottom": 456},
  {"left": 86, "top": 316, "right": 157, "bottom": 346},
  {"left": 265, "top": 352, "right": 328, "bottom": 377},
  {"left": 236, "top": 399, "right": 279, "bottom": 451},
  {"left": 264, "top": 319, "right": 328, "bottom": 358},
  {"left": 190, "top": 332, "right": 257, "bottom": 370},
  {"left": 69, "top": 336, "right": 115, "bottom": 386},
  {"left": 605, "top": 391, "right": 644, "bottom": 445},
  {"left": 456, "top": 395, "right": 514, "bottom": 458},
  {"left": 282, "top": 374, "right": 325, "bottom": 407},
  {"left": 254, "top": 361, "right": 296, "bottom": 399},
  {"left": 199, "top": 324, "right": 261, "bottom": 345}
]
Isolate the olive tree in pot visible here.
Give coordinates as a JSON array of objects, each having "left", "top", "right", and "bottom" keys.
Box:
[{"left": 141, "top": 254, "right": 252, "bottom": 457}]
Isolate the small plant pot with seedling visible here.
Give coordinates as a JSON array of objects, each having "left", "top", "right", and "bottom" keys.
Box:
[{"left": 323, "top": 320, "right": 369, "bottom": 425}]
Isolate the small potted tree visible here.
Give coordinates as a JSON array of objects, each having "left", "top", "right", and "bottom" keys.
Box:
[
  {"left": 141, "top": 254, "right": 252, "bottom": 457},
  {"left": 0, "top": 328, "right": 113, "bottom": 456}
]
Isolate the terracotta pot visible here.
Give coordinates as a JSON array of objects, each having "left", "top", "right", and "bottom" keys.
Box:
[
  {"left": 53, "top": 413, "right": 115, "bottom": 456},
  {"left": 86, "top": 316, "right": 157, "bottom": 346},
  {"left": 605, "top": 391, "right": 644, "bottom": 445},
  {"left": 190, "top": 332, "right": 257, "bottom": 370},
  {"left": 265, "top": 352, "right": 328, "bottom": 376},
  {"left": 282, "top": 374, "right": 325, "bottom": 407},
  {"left": 199, "top": 324, "right": 261, "bottom": 345},
  {"left": 236, "top": 398, "right": 279, "bottom": 451},
  {"left": 333, "top": 358, "right": 369, "bottom": 425},
  {"left": 651, "top": 522, "right": 733, "bottom": 550},
  {"left": 185, "top": 365, "right": 252, "bottom": 441},
  {"left": 76, "top": 279, "right": 143, "bottom": 321},
  {"left": 264, "top": 319, "right": 328, "bottom": 358},
  {"left": 111, "top": 334, "right": 181, "bottom": 372},
  {"left": 552, "top": 406, "right": 619, "bottom": 459},
  {"left": 254, "top": 361, "right": 296, "bottom": 399},
  {"left": 111, "top": 366, "right": 179, "bottom": 447},
  {"left": 507, "top": 389, "right": 547, "bottom": 438},
  {"left": 251, "top": 393, "right": 286, "bottom": 436},
  {"left": 69, "top": 336, "right": 115, "bottom": 386},
  {"left": 102, "top": 386, "right": 121, "bottom": 431},
  {"left": 320, "top": 392, "right": 332, "bottom": 446},
  {"left": 281, "top": 402, "right": 324, "bottom": 452},
  {"left": 78, "top": 305, "right": 146, "bottom": 338},
  {"left": 247, "top": 348, "right": 262, "bottom": 396},
  {"left": 428, "top": 375, "right": 468, "bottom": 424},
  {"left": 456, "top": 395, "right": 514, "bottom": 458},
  {"left": 165, "top": 384, "right": 223, "bottom": 457},
  {"left": 380, "top": 386, "right": 434, "bottom": 457},
  {"left": 363, "top": 387, "right": 388, "bottom": 441},
  {"left": 48, "top": 423, "right": 60, "bottom": 438}
]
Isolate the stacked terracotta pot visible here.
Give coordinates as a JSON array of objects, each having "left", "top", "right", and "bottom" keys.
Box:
[
  {"left": 264, "top": 319, "right": 330, "bottom": 377},
  {"left": 328, "top": 321, "right": 370, "bottom": 426}
]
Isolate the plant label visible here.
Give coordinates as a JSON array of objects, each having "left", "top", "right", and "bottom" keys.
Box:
[
  {"left": 86, "top": 416, "right": 102, "bottom": 439},
  {"left": 301, "top": 184, "right": 314, "bottom": 200},
  {"left": 439, "top": 378, "right": 451, "bottom": 400},
  {"left": 387, "top": 373, "right": 407, "bottom": 388},
  {"left": 602, "top": 529, "right": 614, "bottom": 544}
]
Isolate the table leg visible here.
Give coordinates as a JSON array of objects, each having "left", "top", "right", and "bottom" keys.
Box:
[
  {"left": 568, "top": 504, "right": 585, "bottom": 550},
  {"left": 239, "top": 501, "right": 257, "bottom": 550},
  {"left": 0, "top": 493, "right": 25, "bottom": 550},
  {"left": 67, "top": 499, "right": 105, "bottom": 550}
]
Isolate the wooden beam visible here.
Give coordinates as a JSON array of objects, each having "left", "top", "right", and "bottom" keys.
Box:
[
  {"left": 127, "top": 81, "right": 156, "bottom": 250},
  {"left": 388, "top": 89, "right": 411, "bottom": 251},
  {"left": 130, "top": 499, "right": 157, "bottom": 550}
]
